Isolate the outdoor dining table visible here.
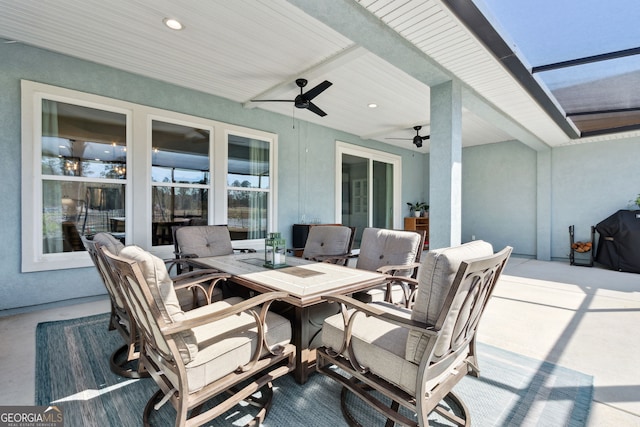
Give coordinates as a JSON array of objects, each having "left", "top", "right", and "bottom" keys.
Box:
[{"left": 189, "top": 251, "right": 388, "bottom": 384}]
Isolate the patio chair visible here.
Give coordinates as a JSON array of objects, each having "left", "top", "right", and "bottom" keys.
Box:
[
  {"left": 316, "top": 241, "right": 512, "bottom": 427},
  {"left": 82, "top": 233, "right": 142, "bottom": 378},
  {"left": 173, "top": 224, "right": 256, "bottom": 260},
  {"left": 300, "top": 225, "right": 356, "bottom": 265},
  {"left": 351, "top": 227, "right": 426, "bottom": 306},
  {"left": 102, "top": 245, "right": 295, "bottom": 427},
  {"left": 82, "top": 233, "right": 230, "bottom": 378}
]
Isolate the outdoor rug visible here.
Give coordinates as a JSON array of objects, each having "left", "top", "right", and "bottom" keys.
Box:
[{"left": 36, "top": 313, "right": 593, "bottom": 426}]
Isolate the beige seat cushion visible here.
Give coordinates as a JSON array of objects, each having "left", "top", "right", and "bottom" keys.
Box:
[
  {"left": 119, "top": 245, "right": 198, "bottom": 364},
  {"left": 175, "top": 225, "right": 234, "bottom": 257},
  {"left": 171, "top": 297, "right": 292, "bottom": 393},
  {"left": 323, "top": 301, "right": 434, "bottom": 395},
  {"left": 322, "top": 300, "right": 468, "bottom": 396},
  {"left": 407, "top": 240, "right": 493, "bottom": 363}
]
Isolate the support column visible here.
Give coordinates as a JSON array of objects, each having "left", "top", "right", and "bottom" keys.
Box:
[
  {"left": 536, "top": 149, "right": 552, "bottom": 260},
  {"left": 429, "top": 80, "right": 463, "bottom": 249}
]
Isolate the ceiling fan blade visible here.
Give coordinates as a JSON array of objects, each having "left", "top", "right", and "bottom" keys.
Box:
[
  {"left": 385, "top": 137, "right": 412, "bottom": 140},
  {"left": 250, "top": 99, "right": 295, "bottom": 103},
  {"left": 306, "top": 101, "right": 327, "bottom": 117},
  {"left": 303, "top": 80, "right": 332, "bottom": 101},
  {"left": 422, "top": 135, "right": 431, "bottom": 140}
]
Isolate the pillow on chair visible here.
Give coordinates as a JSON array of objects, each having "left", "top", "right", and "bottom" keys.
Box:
[
  {"left": 119, "top": 245, "right": 198, "bottom": 364},
  {"left": 406, "top": 240, "right": 494, "bottom": 363}
]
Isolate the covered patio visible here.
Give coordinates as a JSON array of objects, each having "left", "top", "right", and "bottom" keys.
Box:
[{"left": 1, "top": 257, "right": 639, "bottom": 425}]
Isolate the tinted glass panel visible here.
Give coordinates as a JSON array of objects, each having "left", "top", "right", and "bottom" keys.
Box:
[
  {"left": 471, "top": 0, "right": 640, "bottom": 136},
  {"left": 41, "top": 101, "right": 126, "bottom": 178},
  {"left": 151, "top": 121, "right": 209, "bottom": 184},
  {"left": 43, "top": 181, "right": 125, "bottom": 254},
  {"left": 227, "top": 135, "right": 270, "bottom": 189},
  {"left": 151, "top": 187, "right": 208, "bottom": 246},
  {"left": 227, "top": 190, "right": 267, "bottom": 240},
  {"left": 472, "top": 0, "right": 640, "bottom": 67}
]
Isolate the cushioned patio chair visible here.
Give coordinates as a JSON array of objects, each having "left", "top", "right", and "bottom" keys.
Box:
[
  {"left": 351, "top": 227, "right": 426, "bottom": 306},
  {"left": 103, "top": 245, "right": 296, "bottom": 427},
  {"left": 83, "top": 233, "right": 230, "bottom": 378},
  {"left": 316, "top": 241, "right": 512, "bottom": 427},
  {"left": 173, "top": 224, "right": 256, "bottom": 260},
  {"left": 300, "top": 225, "right": 356, "bottom": 265},
  {"left": 82, "top": 233, "right": 141, "bottom": 378}
]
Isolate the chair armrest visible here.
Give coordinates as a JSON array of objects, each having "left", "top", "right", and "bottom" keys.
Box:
[
  {"left": 172, "top": 269, "right": 230, "bottom": 287},
  {"left": 323, "top": 294, "right": 436, "bottom": 334},
  {"left": 172, "top": 270, "right": 231, "bottom": 305},
  {"left": 160, "top": 291, "right": 289, "bottom": 334},
  {"left": 376, "top": 262, "right": 421, "bottom": 276},
  {"left": 310, "top": 252, "right": 352, "bottom": 263},
  {"left": 317, "top": 253, "right": 358, "bottom": 265}
]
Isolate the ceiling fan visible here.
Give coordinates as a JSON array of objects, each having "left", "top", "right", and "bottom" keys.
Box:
[
  {"left": 386, "top": 125, "right": 430, "bottom": 148},
  {"left": 250, "top": 78, "right": 332, "bottom": 117}
]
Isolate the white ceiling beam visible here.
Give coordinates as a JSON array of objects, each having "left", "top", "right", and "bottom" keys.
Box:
[
  {"left": 462, "top": 87, "right": 549, "bottom": 151},
  {"left": 285, "top": 0, "right": 451, "bottom": 87},
  {"left": 361, "top": 122, "right": 428, "bottom": 140}
]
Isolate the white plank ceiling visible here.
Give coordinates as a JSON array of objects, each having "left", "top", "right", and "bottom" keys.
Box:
[{"left": 0, "top": 0, "right": 617, "bottom": 151}]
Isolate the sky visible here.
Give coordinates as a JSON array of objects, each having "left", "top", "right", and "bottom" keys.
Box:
[{"left": 472, "top": 0, "right": 640, "bottom": 89}]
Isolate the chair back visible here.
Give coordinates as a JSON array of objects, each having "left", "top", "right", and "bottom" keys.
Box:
[
  {"left": 82, "top": 233, "right": 126, "bottom": 310},
  {"left": 103, "top": 245, "right": 198, "bottom": 365},
  {"left": 408, "top": 241, "right": 512, "bottom": 364},
  {"left": 175, "top": 225, "right": 234, "bottom": 258},
  {"left": 302, "top": 225, "right": 355, "bottom": 260},
  {"left": 356, "top": 227, "right": 424, "bottom": 275}
]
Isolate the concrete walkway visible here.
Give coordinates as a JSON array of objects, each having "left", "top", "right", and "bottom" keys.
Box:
[{"left": 481, "top": 257, "right": 640, "bottom": 426}]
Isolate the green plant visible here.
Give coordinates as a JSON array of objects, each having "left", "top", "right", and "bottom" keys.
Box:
[
  {"left": 635, "top": 194, "right": 640, "bottom": 209},
  {"left": 406, "top": 201, "right": 428, "bottom": 213}
]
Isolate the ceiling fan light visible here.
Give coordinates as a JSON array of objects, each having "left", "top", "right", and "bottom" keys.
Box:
[{"left": 163, "top": 18, "right": 184, "bottom": 31}]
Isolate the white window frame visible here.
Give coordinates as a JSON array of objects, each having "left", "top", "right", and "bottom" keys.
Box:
[
  {"left": 21, "top": 81, "right": 133, "bottom": 272},
  {"left": 21, "top": 80, "right": 277, "bottom": 271},
  {"left": 147, "top": 114, "right": 214, "bottom": 249},
  {"left": 223, "top": 127, "right": 278, "bottom": 250},
  {"left": 334, "top": 141, "right": 402, "bottom": 229}
]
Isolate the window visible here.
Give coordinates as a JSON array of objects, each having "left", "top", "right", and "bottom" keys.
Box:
[
  {"left": 335, "top": 141, "right": 401, "bottom": 247},
  {"left": 151, "top": 119, "right": 211, "bottom": 247},
  {"left": 227, "top": 133, "right": 273, "bottom": 241},
  {"left": 22, "top": 81, "right": 277, "bottom": 271}
]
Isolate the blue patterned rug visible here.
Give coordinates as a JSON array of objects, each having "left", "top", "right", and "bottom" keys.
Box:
[{"left": 36, "top": 313, "right": 592, "bottom": 426}]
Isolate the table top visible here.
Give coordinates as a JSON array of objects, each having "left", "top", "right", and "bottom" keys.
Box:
[{"left": 191, "top": 252, "right": 387, "bottom": 306}]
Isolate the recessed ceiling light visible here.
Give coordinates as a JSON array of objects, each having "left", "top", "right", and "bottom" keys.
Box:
[
  {"left": 163, "top": 18, "right": 184, "bottom": 31},
  {"left": 368, "top": 103, "right": 378, "bottom": 108}
]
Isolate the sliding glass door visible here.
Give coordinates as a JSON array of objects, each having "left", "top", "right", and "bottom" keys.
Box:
[{"left": 336, "top": 142, "right": 401, "bottom": 248}]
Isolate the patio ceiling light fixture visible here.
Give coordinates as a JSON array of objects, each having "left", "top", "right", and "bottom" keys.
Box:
[{"left": 163, "top": 18, "right": 184, "bottom": 31}]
